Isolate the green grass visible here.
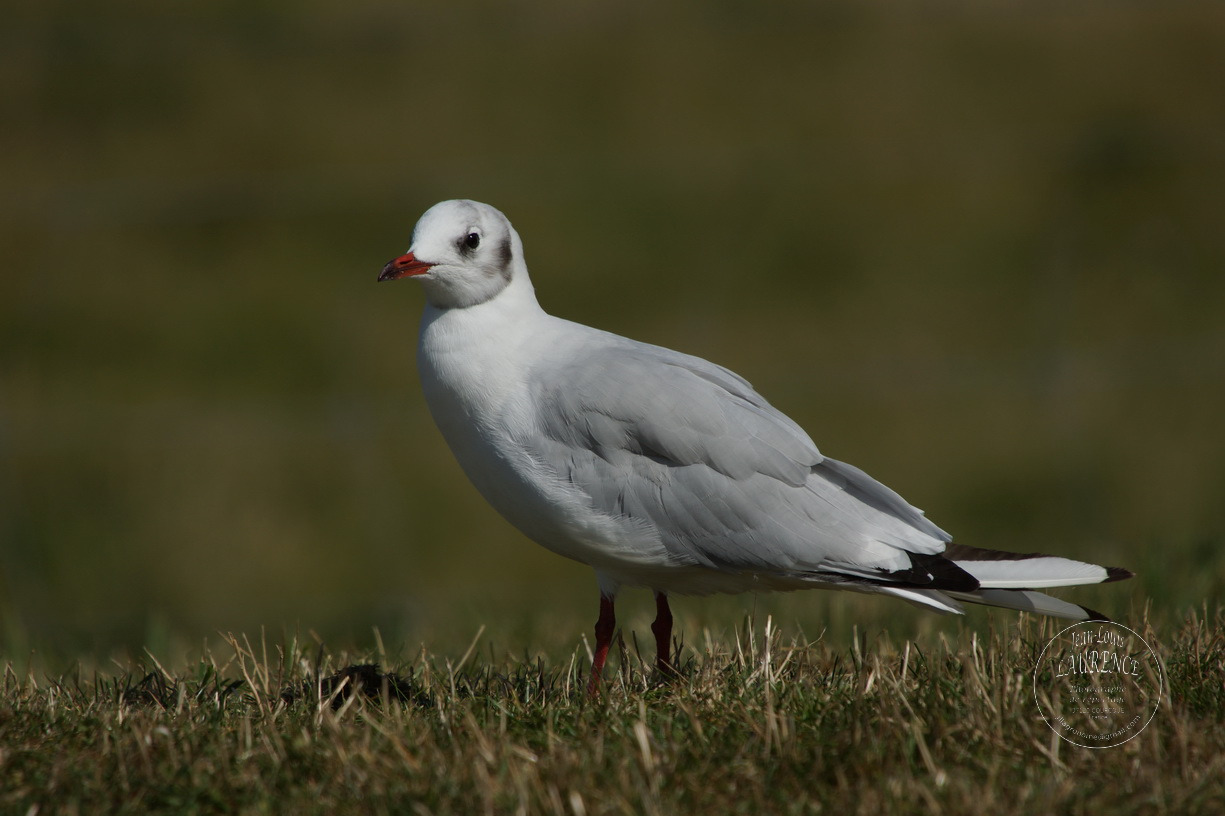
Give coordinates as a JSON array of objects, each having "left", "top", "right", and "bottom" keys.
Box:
[{"left": 3, "top": 609, "right": 1222, "bottom": 815}]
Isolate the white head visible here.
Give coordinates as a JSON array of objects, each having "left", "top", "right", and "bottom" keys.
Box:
[{"left": 379, "top": 200, "right": 528, "bottom": 309}]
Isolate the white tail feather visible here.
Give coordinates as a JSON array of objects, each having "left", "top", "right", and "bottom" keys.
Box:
[
  {"left": 872, "top": 585, "right": 1095, "bottom": 621},
  {"left": 952, "top": 556, "right": 1109, "bottom": 589},
  {"left": 871, "top": 586, "right": 965, "bottom": 615},
  {"left": 946, "top": 589, "right": 1095, "bottom": 620}
]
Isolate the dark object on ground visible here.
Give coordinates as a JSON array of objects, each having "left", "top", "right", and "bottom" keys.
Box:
[{"left": 280, "top": 664, "right": 432, "bottom": 709}]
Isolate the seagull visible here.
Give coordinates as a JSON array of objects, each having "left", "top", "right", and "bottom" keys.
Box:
[{"left": 379, "top": 199, "right": 1133, "bottom": 692}]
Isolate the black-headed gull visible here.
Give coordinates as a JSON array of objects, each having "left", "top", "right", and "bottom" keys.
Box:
[{"left": 379, "top": 200, "right": 1132, "bottom": 692}]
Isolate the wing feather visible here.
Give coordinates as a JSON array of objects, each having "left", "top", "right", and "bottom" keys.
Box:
[{"left": 526, "top": 332, "right": 952, "bottom": 581}]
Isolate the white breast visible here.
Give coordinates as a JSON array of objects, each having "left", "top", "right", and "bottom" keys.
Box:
[{"left": 416, "top": 297, "right": 671, "bottom": 574}]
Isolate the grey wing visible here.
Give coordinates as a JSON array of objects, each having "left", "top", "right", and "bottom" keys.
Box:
[{"left": 525, "top": 334, "right": 953, "bottom": 580}]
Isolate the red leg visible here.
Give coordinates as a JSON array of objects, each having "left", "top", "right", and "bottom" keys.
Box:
[
  {"left": 587, "top": 594, "right": 616, "bottom": 695},
  {"left": 651, "top": 592, "right": 675, "bottom": 676}
]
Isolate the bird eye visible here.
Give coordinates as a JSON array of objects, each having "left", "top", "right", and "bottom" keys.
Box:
[{"left": 464, "top": 232, "right": 481, "bottom": 250}]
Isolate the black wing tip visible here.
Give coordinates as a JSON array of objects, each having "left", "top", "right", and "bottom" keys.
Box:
[
  {"left": 1104, "top": 566, "right": 1135, "bottom": 584},
  {"left": 1081, "top": 606, "right": 1112, "bottom": 622},
  {"left": 908, "top": 552, "right": 980, "bottom": 593}
]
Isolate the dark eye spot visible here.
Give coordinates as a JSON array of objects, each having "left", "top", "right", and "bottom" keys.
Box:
[{"left": 464, "top": 232, "right": 480, "bottom": 250}]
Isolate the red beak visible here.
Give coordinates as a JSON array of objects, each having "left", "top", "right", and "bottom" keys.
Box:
[{"left": 379, "top": 252, "right": 434, "bottom": 281}]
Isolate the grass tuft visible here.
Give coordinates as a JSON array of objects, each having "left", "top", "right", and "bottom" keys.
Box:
[{"left": 2, "top": 609, "right": 1223, "bottom": 814}]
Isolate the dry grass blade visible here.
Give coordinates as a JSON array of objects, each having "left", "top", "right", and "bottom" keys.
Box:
[{"left": 0, "top": 610, "right": 1221, "bottom": 815}]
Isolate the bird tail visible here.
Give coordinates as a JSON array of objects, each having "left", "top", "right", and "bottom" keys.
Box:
[
  {"left": 943, "top": 542, "right": 1132, "bottom": 588},
  {"left": 877, "top": 543, "right": 1133, "bottom": 621}
]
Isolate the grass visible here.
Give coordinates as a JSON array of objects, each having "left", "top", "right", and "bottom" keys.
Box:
[{"left": 3, "top": 608, "right": 1222, "bottom": 815}]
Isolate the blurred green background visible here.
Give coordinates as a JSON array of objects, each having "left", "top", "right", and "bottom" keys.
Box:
[{"left": 3, "top": 1, "right": 1224, "bottom": 667}]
